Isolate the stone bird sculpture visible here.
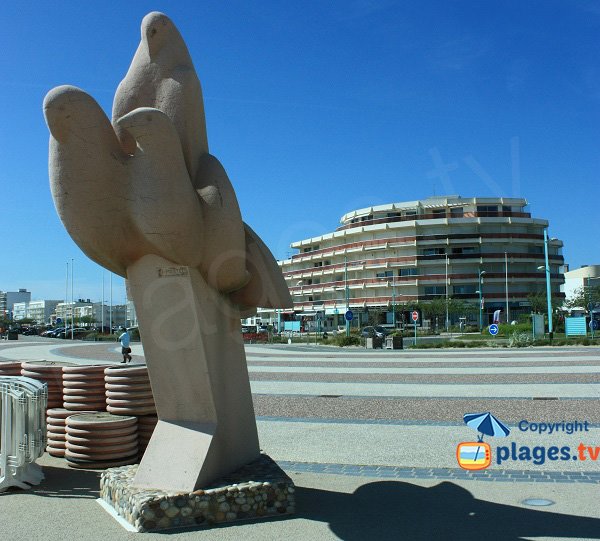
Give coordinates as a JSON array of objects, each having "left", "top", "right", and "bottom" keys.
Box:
[{"left": 44, "top": 12, "right": 292, "bottom": 492}]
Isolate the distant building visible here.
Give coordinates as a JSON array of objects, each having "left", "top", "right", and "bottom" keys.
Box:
[
  {"left": 260, "top": 196, "right": 565, "bottom": 330},
  {"left": 13, "top": 300, "right": 62, "bottom": 324},
  {"left": 562, "top": 265, "right": 600, "bottom": 307},
  {"left": 55, "top": 300, "right": 127, "bottom": 329},
  {"left": 0, "top": 289, "right": 32, "bottom": 320}
]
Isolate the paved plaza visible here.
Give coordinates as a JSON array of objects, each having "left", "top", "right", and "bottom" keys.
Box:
[{"left": 1, "top": 337, "right": 599, "bottom": 540}]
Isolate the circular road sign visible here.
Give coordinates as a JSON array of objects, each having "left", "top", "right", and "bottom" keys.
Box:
[
  {"left": 488, "top": 324, "right": 499, "bottom": 336},
  {"left": 345, "top": 310, "right": 354, "bottom": 322},
  {"left": 56, "top": 317, "right": 62, "bottom": 324},
  {"left": 412, "top": 311, "right": 419, "bottom": 322}
]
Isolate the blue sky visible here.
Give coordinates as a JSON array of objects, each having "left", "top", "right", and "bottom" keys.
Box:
[{"left": 1, "top": 0, "right": 599, "bottom": 303}]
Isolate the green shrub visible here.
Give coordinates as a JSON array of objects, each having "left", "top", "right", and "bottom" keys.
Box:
[
  {"left": 335, "top": 335, "right": 361, "bottom": 347},
  {"left": 509, "top": 332, "right": 532, "bottom": 348}
]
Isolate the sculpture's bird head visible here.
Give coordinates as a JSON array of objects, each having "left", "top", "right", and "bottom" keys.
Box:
[
  {"left": 141, "top": 11, "right": 186, "bottom": 61},
  {"left": 43, "top": 85, "right": 110, "bottom": 144}
]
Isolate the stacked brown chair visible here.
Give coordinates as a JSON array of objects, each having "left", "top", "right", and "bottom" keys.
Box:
[
  {"left": 65, "top": 412, "right": 138, "bottom": 469},
  {"left": 21, "top": 361, "right": 75, "bottom": 409},
  {"left": 104, "top": 365, "right": 156, "bottom": 415},
  {"left": 136, "top": 415, "right": 158, "bottom": 456},
  {"left": 0, "top": 361, "right": 23, "bottom": 376},
  {"left": 46, "top": 408, "right": 73, "bottom": 457},
  {"left": 62, "top": 365, "right": 108, "bottom": 411}
]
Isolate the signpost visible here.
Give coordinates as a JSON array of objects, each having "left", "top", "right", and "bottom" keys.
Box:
[
  {"left": 488, "top": 323, "right": 499, "bottom": 337},
  {"left": 412, "top": 311, "right": 419, "bottom": 346}
]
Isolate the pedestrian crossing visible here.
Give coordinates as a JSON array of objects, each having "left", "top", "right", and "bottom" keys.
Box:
[{"left": 245, "top": 345, "right": 600, "bottom": 399}]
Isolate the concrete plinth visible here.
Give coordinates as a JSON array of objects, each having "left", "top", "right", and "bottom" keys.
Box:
[{"left": 99, "top": 453, "right": 295, "bottom": 532}]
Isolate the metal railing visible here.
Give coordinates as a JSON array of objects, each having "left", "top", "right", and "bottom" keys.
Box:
[{"left": 0, "top": 376, "right": 47, "bottom": 491}]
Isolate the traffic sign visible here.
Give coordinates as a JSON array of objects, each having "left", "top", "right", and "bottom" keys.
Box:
[
  {"left": 488, "top": 324, "right": 499, "bottom": 336},
  {"left": 56, "top": 317, "right": 62, "bottom": 324},
  {"left": 412, "top": 311, "right": 419, "bottom": 322},
  {"left": 345, "top": 310, "right": 354, "bottom": 321}
]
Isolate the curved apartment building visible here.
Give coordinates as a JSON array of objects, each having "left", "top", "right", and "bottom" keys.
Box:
[{"left": 261, "top": 196, "right": 564, "bottom": 330}]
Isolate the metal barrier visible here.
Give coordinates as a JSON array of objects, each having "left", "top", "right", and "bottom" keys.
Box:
[{"left": 0, "top": 376, "right": 47, "bottom": 491}]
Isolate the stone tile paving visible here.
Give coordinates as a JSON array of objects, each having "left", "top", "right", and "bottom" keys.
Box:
[
  {"left": 279, "top": 461, "right": 600, "bottom": 484},
  {"left": 247, "top": 372, "right": 600, "bottom": 384}
]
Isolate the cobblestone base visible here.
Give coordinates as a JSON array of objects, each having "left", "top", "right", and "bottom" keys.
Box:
[{"left": 99, "top": 453, "right": 295, "bottom": 532}]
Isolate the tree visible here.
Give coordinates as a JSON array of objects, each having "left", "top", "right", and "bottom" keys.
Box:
[
  {"left": 565, "top": 285, "right": 600, "bottom": 310},
  {"left": 527, "top": 292, "right": 547, "bottom": 314},
  {"left": 420, "top": 298, "right": 446, "bottom": 331},
  {"left": 79, "top": 315, "right": 97, "bottom": 328}
]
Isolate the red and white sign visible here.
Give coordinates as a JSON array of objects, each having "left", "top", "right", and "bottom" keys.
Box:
[{"left": 412, "top": 311, "right": 419, "bottom": 322}]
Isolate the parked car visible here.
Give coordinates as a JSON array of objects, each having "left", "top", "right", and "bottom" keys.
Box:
[
  {"left": 361, "top": 326, "right": 390, "bottom": 338},
  {"left": 56, "top": 327, "right": 88, "bottom": 339},
  {"left": 44, "top": 327, "right": 65, "bottom": 338},
  {"left": 22, "top": 327, "right": 39, "bottom": 336}
]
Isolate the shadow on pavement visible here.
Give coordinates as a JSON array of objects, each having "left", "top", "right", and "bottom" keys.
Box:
[
  {"left": 0, "top": 466, "right": 101, "bottom": 500},
  {"left": 297, "top": 481, "right": 600, "bottom": 540}
]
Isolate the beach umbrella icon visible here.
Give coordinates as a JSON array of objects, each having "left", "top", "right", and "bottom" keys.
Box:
[{"left": 463, "top": 412, "right": 510, "bottom": 441}]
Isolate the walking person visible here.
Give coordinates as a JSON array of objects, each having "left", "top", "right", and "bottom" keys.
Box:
[{"left": 118, "top": 327, "right": 132, "bottom": 363}]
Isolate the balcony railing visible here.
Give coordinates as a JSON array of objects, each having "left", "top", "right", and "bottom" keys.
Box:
[{"left": 336, "top": 211, "right": 532, "bottom": 232}]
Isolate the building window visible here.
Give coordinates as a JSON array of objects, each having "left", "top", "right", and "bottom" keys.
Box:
[
  {"left": 528, "top": 246, "right": 544, "bottom": 254},
  {"left": 424, "top": 286, "right": 446, "bottom": 295},
  {"left": 477, "top": 205, "right": 497, "bottom": 213},
  {"left": 324, "top": 260, "right": 331, "bottom": 266},
  {"left": 400, "top": 268, "right": 418, "bottom": 276},
  {"left": 404, "top": 210, "right": 417, "bottom": 217},
  {"left": 314, "top": 262, "right": 323, "bottom": 267},
  {"left": 453, "top": 285, "right": 476, "bottom": 294},
  {"left": 502, "top": 206, "right": 511, "bottom": 212},
  {"left": 376, "top": 271, "right": 393, "bottom": 278},
  {"left": 432, "top": 209, "right": 446, "bottom": 217},
  {"left": 452, "top": 247, "right": 477, "bottom": 254},
  {"left": 450, "top": 207, "right": 463, "bottom": 216},
  {"left": 423, "top": 248, "right": 445, "bottom": 256}
]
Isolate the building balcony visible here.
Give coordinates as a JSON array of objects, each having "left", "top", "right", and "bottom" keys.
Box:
[{"left": 336, "top": 211, "right": 532, "bottom": 232}]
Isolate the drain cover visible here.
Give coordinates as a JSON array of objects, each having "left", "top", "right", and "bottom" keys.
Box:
[{"left": 521, "top": 498, "right": 555, "bottom": 507}]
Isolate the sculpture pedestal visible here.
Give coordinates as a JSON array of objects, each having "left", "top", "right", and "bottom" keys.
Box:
[
  {"left": 126, "top": 254, "right": 260, "bottom": 492},
  {"left": 99, "top": 454, "right": 295, "bottom": 532}
]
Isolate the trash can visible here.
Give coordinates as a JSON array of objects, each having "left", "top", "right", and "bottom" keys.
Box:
[
  {"left": 366, "top": 337, "right": 383, "bottom": 349},
  {"left": 385, "top": 335, "right": 403, "bottom": 349},
  {"left": 7, "top": 331, "right": 18, "bottom": 340}
]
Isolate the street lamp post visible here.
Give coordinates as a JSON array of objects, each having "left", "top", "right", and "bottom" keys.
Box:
[
  {"left": 543, "top": 230, "right": 553, "bottom": 338},
  {"left": 588, "top": 276, "right": 594, "bottom": 340},
  {"left": 71, "top": 258, "right": 74, "bottom": 340},
  {"left": 537, "top": 230, "right": 555, "bottom": 338},
  {"left": 391, "top": 273, "right": 396, "bottom": 329},
  {"left": 478, "top": 270, "right": 486, "bottom": 332},
  {"left": 345, "top": 256, "right": 350, "bottom": 337},
  {"left": 445, "top": 255, "right": 449, "bottom": 332}
]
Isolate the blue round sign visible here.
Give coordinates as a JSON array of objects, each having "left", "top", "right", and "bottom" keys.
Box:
[
  {"left": 488, "top": 324, "right": 499, "bottom": 336},
  {"left": 345, "top": 310, "right": 354, "bottom": 321},
  {"left": 56, "top": 317, "right": 62, "bottom": 324}
]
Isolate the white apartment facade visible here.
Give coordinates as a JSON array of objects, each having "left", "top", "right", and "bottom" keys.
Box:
[
  {"left": 260, "top": 196, "right": 564, "bottom": 330},
  {"left": 562, "top": 265, "right": 600, "bottom": 307},
  {"left": 12, "top": 300, "right": 61, "bottom": 324}
]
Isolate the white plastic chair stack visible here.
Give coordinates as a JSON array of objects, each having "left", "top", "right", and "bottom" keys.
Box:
[{"left": 0, "top": 376, "right": 48, "bottom": 491}]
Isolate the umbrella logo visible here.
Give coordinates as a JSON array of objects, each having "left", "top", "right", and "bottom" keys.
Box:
[{"left": 457, "top": 412, "right": 510, "bottom": 470}]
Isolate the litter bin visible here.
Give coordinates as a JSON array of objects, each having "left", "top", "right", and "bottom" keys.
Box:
[
  {"left": 385, "top": 335, "right": 403, "bottom": 350},
  {"left": 7, "top": 331, "right": 18, "bottom": 340},
  {"left": 366, "top": 337, "right": 383, "bottom": 349}
]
